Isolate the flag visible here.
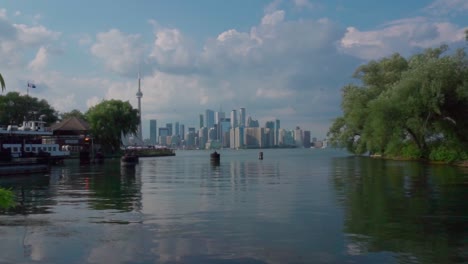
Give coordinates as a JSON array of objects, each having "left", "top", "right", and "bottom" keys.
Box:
[{"left": 28, "top": 82, "right": 36, "bottom": 88}]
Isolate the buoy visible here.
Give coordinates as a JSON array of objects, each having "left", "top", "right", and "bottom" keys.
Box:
[{"left": 258, "top": 151, "right": 263, "bottom": 160}]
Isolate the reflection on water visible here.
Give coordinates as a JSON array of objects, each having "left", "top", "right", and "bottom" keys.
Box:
[
  {"left": 331, "top": 156, "right": 468, "bottom": 264},
  {"left": 0, "top": 149, "right": 466, "bottom": 263}
]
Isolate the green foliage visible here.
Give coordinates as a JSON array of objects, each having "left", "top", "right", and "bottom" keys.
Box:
[
  {"left": 60, "top": 109, "right": 86, "bottom": 121},
  {"left": 0, "top": 92, "right": 58, "bottom": 125},
  {"left": 0, "top": 187, "right": 14, "bottom": 209},
  {"left": 0, "top": 73, "right": 5, "bottom": 92},
  {"left": 85, "top": 100, "right": 139, "bottom": 152},
  {"left": 328, "top": 45, "right": 468, "bottom": 162},
  {"left": 429, "top": 144, "right": 467, "bottom": 163}
]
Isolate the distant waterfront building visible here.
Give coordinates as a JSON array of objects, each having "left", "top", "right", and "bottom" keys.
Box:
[
  {"left": 303, "top": 130, "right": 311, "bottom": 148},
  {"left": 208, "top": 127, "right": 217, "bottom": 141},
  {"left": 215, "top": 111, "right": 225, "bottom": 125},
  {"left": 179, "top": 124, "right": 185, "bottom": 141},
  {"left": 149, "top": 119, "right": 157, "bottom": 145},
  {"left": 239, "top": 107, "right": 246, "bottom": 127},
  {"left": 219, "top": 118, "right": 231, "bottom": 147},
  {"left": 246, "top": 116, "right": 259, "bottom": 127},
  {"left": 229, "top": 128, "right": 236, "bottom": 149},
  {"left": 234, "top": 126, "right": 244, "bottom": 148},
  {"left": 274, "top": 119, "right": 280, "bottom": 146},
  {"left": 199, "top": 114, "right": 204, "bottom": 129},
  {"left": 185, "top": 131, "right": 196, "bottom": 148},
  {"left": 279, "top": 129, "right": 295, "bottom": 146},
  {"left": 294, "top": 126, "right": 303, "bottom": 147},
  {"left": 166, "top": 123, "right": 173, "bottom": 136},
  {"left": 199, "top": 127, "right": 208, "bottom": 149},
  {"left": 230, "top": 110, "right": 237, "bottom": 129},
  {"left": 205, "top": 109, "right": 215, "bottom": 129},
  {"left": 244, "top": 127, "right": 264, "bottom": 148},
  {"left": 175, "top": 122, "right": 179, "bottom": 137},
  {"left": 158, "top": 127, "right": 169, "bottom": 146}
]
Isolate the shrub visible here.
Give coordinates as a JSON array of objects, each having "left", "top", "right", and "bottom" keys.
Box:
[{"left": 0, "top": 187, "right": 15, "bottom": 209}]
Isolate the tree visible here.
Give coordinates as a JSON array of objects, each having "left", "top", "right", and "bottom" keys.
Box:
[
  {"left": 0, "top": 73, "right": 5, "bottom": 92},
  {"left": 0, "top": 92, "right": 58, "bottom": 125},
  {"left": 85, "top": 100, "right": 139, "bottom": 153},
  {"left": 328, "top": 45, "right": 468, "bottom": 162},
  {"left": 60, "top": 109, "right": 86, "bottom": 121}
]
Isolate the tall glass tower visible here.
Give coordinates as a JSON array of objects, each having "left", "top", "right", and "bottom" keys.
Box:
[
  {"left": 239, "top": 107, "right": 246, "bottom": 127},
  {"left": 150, "top": 119, "right": 157, "bottom": 145}
]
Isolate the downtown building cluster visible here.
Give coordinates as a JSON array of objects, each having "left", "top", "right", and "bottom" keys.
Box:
[{"left": 146, "top": 108, "right": 326, "bottom": 150}]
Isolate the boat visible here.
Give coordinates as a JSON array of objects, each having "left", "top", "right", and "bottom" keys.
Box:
[
  {"left": 210, "top": 151, "right": 220, "bottom": 160},
  {"left": 121, "top": 152, "right": 139, "bottom": 166},
  {"left": 0, "top": 119, "right": 70, "bottom": 163},
  {"left": 0, "top": 149, "right": 49, "bottom": 176}
]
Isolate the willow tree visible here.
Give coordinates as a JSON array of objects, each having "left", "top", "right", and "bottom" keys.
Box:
[
  {"left": 0, "top": 73, "right": 5, "bottom": 92},
  {"left": 328, "top": 45, "right": 468, "bottom": 162},
  {"left": 85, "top": 99, "right": 139, "bottom": 153}
]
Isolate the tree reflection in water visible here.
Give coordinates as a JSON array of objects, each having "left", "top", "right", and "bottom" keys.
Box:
[{"left": 331, "top": 156, "right": 468, "bottom": 263}]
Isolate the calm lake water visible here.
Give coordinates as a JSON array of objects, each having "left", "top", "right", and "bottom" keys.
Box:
[{"left": 0, "top": 149, "right": 467, "bottom": 264}]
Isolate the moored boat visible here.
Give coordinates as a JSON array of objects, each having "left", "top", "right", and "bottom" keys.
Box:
[{"left": 121, "top": 152, "right": 139, "bottom": 166}]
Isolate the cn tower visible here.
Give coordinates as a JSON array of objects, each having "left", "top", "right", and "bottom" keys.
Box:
[{"left": 136, "top": 72, "right": 143, "bottom": 141}]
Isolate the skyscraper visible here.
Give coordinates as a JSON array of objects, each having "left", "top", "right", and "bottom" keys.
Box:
[
  {"left": 239, "top": 107, "right": 246, "bottom": 127},
  {"left": 199, "top": 114, "right": 204, "bottom": 129},
  {"left": 166, "top": 123, "right": 173, "bottom": 136},
  {"left": 149, "top": 119, "right": 157, "bottom": 145},
  {"left": 175, "top": 121, "right": 180, "bottom": 137},
  {"left": 230, "top": 109, "right": 237, "bottom": 129},
  {"left": 205, "top": 109, "right": 215, "bottom": 128},
  {"left": 179, "top": 124, "right": 185, "bottom": 141},
  {"left": 275, "top": 119, "right": 280, "bottom": 146},
  {"left": 215, "top": 111, "right": 225, "bottom": 125}
]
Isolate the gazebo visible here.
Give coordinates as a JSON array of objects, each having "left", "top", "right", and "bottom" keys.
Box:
[{"left": 47, "top": 117, "right": 91, "bottom": 154}]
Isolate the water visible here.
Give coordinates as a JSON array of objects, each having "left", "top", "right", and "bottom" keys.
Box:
[{"left": 0, "top": 149, "right": 466, "bottom": 264}]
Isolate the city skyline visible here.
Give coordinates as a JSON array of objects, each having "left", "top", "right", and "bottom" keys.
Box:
[{"left": 0, "top": 1, "right": 466, "bottom": 140}]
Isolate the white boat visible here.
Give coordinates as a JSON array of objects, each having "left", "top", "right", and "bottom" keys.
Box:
[
  {"left": 0, "top": 120, "right": 53, "bottom": 136},
  {"left": 0, "top": 119, "right": 70, "bottom": 162}
]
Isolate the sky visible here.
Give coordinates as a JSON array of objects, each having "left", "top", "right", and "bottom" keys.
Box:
[{"left": 0, "top": 0, "right": 466, "bottom": 139}]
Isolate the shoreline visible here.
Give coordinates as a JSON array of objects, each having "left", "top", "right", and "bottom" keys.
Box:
[{"left": 369, "top": 154, "right": 468, "bottom": 167}]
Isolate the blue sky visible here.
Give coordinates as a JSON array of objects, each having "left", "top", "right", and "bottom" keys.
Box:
[{"left": 0, "top": 0, "right": 466, "bottom": 139}]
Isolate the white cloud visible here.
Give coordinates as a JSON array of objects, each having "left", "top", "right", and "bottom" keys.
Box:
[
  {"left": 0, "top": 10, "right": 60, "bottom": 69},
  {"left": 261, "top": 10, "right": 285, "bottom": 25},
  {"left": 293, "top": 0, "right": 320, "bottom": 10},
  {"left": 90, "top": 29, "right": 146, "bottom": 76},
  {"left": 14, "top": 23, "right": 60, "bottom": 46},
  {"left": 339, "top": 17, "right": 466, "bottom": 60},
  {"left": 424, "top": 0, "right": 468, "bottom": 16},
  {"left": 87, "top": 96, "right": 101, "bottom": 109},
  {"left": 149, "top": 27, "right": 194, "bottom": 70},
  {"left": 0, "top": 9, "right": 7, "bottom": 19},
  {"left": 28, "top": 46, "right": 48, "bottom": 71}
]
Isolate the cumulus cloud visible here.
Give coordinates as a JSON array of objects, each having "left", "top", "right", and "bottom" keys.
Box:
[
  {"left": 28, "top": 46, "right": 48, "bottom": 71},
  {"left": 149, "top": 27, "right": 195, "bottom": 72},
  {"left": 424, "top": 0, "right": 468, "bottom": 16},
  {"left": 0, "top": 9, "right": 60, "bottom": 68},
  {"left": 90, "top": 29, "right": 147, "bottom": 76},
  {"left": 339, "top": 17, "right": 466, "bottom": 60},
  {"left": 261, "top": 10, "right": 285, "bottom": 25}
]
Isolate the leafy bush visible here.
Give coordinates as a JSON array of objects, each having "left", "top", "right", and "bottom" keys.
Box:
[
  {"left": 429, "top": 145, "right": 464, "bottom": 163},
  {"left": 401, "top": 143, "right": 422, "bottom": 159},
  {"left": 0, "top": 187, "right": 15, "bottom": 209}
]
